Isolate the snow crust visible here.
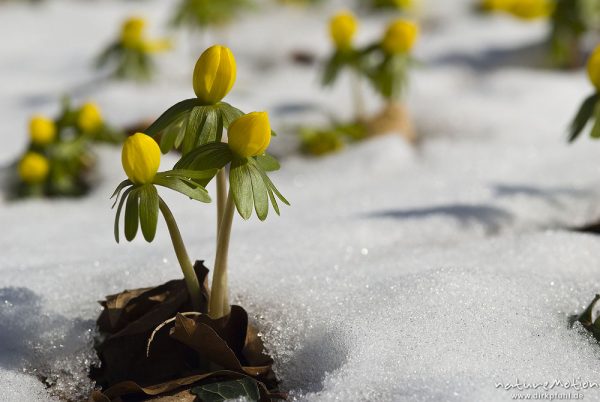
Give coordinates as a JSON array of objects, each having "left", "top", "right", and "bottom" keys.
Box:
[{"left": 3, "top": 0, "right": 600, "bottom": 400}]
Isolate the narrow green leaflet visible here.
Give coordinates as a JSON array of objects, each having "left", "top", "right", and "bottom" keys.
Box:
[
  {"left": 110, "top": 179, "right": 133, "bottom": 207},
  {"left": 190, "top": 377, "right": 260, "bottom": 402},
  {"left": 153, "top": 176, "right": 211, "bottom": 202},
  {"left": 182, "top": 106, "right": 211, "bottom": 155},
  {"left": 175, "top": 142, "right": 233, "bottom": 173},
  {"left": 145, "top": 98, "right": 205, "bottom": 138},
  {"left": 159, "top": 115, "right": 186, "bottom": 154},
  {"left": 113, "top": 186, "right": 134, "bottom": 243},
  {"left": 196, "top": 107, "right": 220, "bottom": 146},
  {"left": 248, "top": 163, "right": 269, "bottom": 220},
  {"left": 230, "top": 158, "right": 254, "bottom": 219},
  {"left": 218, "top": 102, "right": 244, "bottom": 128},
  {"left": 255, "top": 153, "right": 280, "bottom": 172},
  {"left": 139, "top": 185, "right": 159, "bottom": 242},
  {"left": 569, "top": 93, "right": 600, "bottom": 142},
  {"left": 124, "top": 188, "right": 140, "bottom": 242}
]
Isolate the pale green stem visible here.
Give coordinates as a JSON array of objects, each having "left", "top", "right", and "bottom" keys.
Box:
[
  {"left": 209, "top": 191, "right": 235, "bottom": 319},
  {"left": 350, "top": 70, "right": 365, "bottom": 123},
  {"left": 216, "top": 168, "right": 228, "bottom": 231},
  {"left": 159, "top": 198, "right": 202, "bottom": 311}
]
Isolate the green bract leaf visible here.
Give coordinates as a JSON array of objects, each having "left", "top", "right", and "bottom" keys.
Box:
[
  {"left": 230, "top": 158, "right": 254, "bottom": 220},
  {"left": 113, "top": 186, "right": 134, "bottom": 243},
  {"left": 254, "top": 153, "right": 280, "bottom": 172},
  {"left": 197, "top": 107, "right": 220, "bottom": 146},
  {"left": 248, "top": 163, "right": 269, "bottom": 221},
  {"left": 159, "top": 115, "right": 185, "bottom": 154},
  {"left": 145, "top": 98, "right": 204, "bottom": 139},
  {"left": 190, "top": 377, "right": 260, "bottom": 402},
  {"left": 110, "top": 179, "right": 133, "bottom": 206},
  {"left": 124, "top": 188, "right": 140, "bottom": 242},
  {"left": 175, "top": 142, "right": 233, "bottom": 174},
  {"left": 139, "top": 185, "right": 159, "bottom": 242},
  {"left": 218, "top": 102, "right": 244, "bottom": 128},
  {"left": 153, "top": 176, "right": 212, "bottom": 202},
  {"left": 569, "top": 93, "right": 599, "bottom": 142},
  {"left": 182, "top": 106, "right": 209, "bottom": 155},
  {"left": 156, "top": 169, "right": 218, "bottom": 181}
]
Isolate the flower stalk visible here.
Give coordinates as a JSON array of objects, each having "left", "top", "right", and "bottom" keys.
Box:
[
  {"left": 159, "top": 197, "right": 203, "bottom": 311},
  {"left": 209, "top": 191, "right": 236, "bottom": 318}
]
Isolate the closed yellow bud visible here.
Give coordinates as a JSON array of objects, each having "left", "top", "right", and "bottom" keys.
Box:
[
  {"left": 121, "top": 17, "right": 146, "bottom": 49},
  {"left": 193, "top": 45, "right": 237, "bottom": 105},
  {"left": 381, "top": 19, "right": 419, "bottom": 55},
  {"left": 227, "top": 112, "right": 271, "bottom": 158},
  {"left": 18, "top": 152, "right": 49, "bottom": 184},
  {"left": 588, "top": 46, "right": 600, "bottom": 91},
  {"left": 508, "top": 0, "right": 553, "bottom": 20},
  {"left": 121, "top": 133, "right": 161, "bottom": 184},
  {"left": 29, "top": 115, "right": 56, "bottom": 146},
  {"left": 329, "top": 11, "right": 358, "bottom": 50},
  {"left": 78, "top": 102, "right": 103, "bottom": 133}
]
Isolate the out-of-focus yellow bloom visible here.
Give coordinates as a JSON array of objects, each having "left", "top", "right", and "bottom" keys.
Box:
[
  {"left": 587, "top": 45, "right": 600, "bottom": 91},
  {"left": 227, "top": 112, "right": 271, "bottom": 158},
  {"left": 381, "top": 19, "right": 419, "bottom": 55},
  {"left": 29, "top": 115, "right": 56, "bottom": 146},
  {"left": 121, "top": 17, "right": 147, "bottom": 49},
  {"left": 18, "top": 152, "right": 49, "bottom": 184},
  {"left": 508, "top": 0, "right": 554, "bottom": 20},
  {"left": 329, "top": 11, "right": 358, "bottom": 50},
  {"left": 142, "top": 39, "right": 172, "bottom": 53},
  {"left": 393, "top": 0, "right": 413, "bottom": 9},
  {"left": 121, "top": 133, "right": 161, "bottom": 184},
  {"left": 480, "top": 0, "right": 515, "bottom": 12},
  {"left": 193, "top": 45, "right": 237, "bottom": 105},
  {"left": 77, "top": 102, "right": 103, "bottom": 133}
]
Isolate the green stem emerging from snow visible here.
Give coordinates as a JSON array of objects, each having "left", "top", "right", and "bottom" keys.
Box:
[
  {"left": 159, "top": 198, "right": 202, "bottom": 311},
  {"left": 209, "top": 190, "right": 235, "bottom": 319},
  {"left": 216, "top": 168, "right": 227, "bottom": 231}
]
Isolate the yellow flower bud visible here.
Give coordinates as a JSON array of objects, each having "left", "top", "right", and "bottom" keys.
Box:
[
  {"left": 78, "top": 102, "right": 103, "bottom": 133},
  {"left": 121, "top": 17, "right": 146, "bottom": 49},
  {"left": 588, "top": 46, "right": 600, "bottom": 91},
  {"left": 508, "top": 0, "right": 553, "bottom": 20},
  {"left": 29, "top": 115, "right": 56, "bottom": 146},
  {"left": 329, "top": 11, "right": 358, "bottom": 50},
  {"left": 193, "top": 45, "right": 237, "bottom": 105},
  {"left": 121, "top": 133, "right": 161, "bottom": 184},
  {"left": 18, "top": 152, "right": 49, "bottom": 184},
  {"left": 381, "top": 19, "right": 419, "bottom": 55},
  {"left": 227, "top": 112, "right": 271, "bottom": 158}
]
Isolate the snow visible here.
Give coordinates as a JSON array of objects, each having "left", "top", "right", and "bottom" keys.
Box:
[{"left": 3, "top": 0, "right": 600, "bottom": 401}]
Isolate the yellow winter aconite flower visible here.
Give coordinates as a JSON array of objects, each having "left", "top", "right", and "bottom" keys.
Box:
[
  {"left": 587, "top": 46, "right": 600, "bottom": 91},
  {"left": 480, "top": 0, "right": 515, "bottom": 12},
  {"left": 393, "top": 0, "right": 413, "bottom": 9},
  {"left": 227, "top": 112, "right": 271, "bottom": 158},
  {"left": 508, "top": 0, "right": 553, "bottom": 20},
  {"left": 121, "top": 133, "right": 161, "bottom": 184},
  {"left": 329, "top": 11, "right": 358, "bottom": 50},
  {"left": 29, "top": 115, "right": 56, "bottom": 146},
  {"left": 121, "top": 17, "right": 147, "bottom": 49},
  {"left": 142, "top": 38, "right": 172, "bottom": 54},
  {"left": 78, "top": 102, "right": 103, "bottom": 133},
  {"left": 381, "top": 19, "right": 419, "bottom": 55},
  {"left": 18, "top": 152, "right": 49, "bottom": 184},
  {"left": 193, "top": 45, "right": 237, "bottom": 105}
]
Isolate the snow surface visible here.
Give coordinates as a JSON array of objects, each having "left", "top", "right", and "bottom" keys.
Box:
[{"left": 3, "top": 0, "right": 600, "bottom": 401}]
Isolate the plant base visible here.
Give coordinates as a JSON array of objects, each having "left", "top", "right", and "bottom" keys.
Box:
[
  {"left": 89, "top": 261, "right": 283, "bottom": 401},
  {"left": 366, "top": 102, "right": 416, "bottom": 143}
]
